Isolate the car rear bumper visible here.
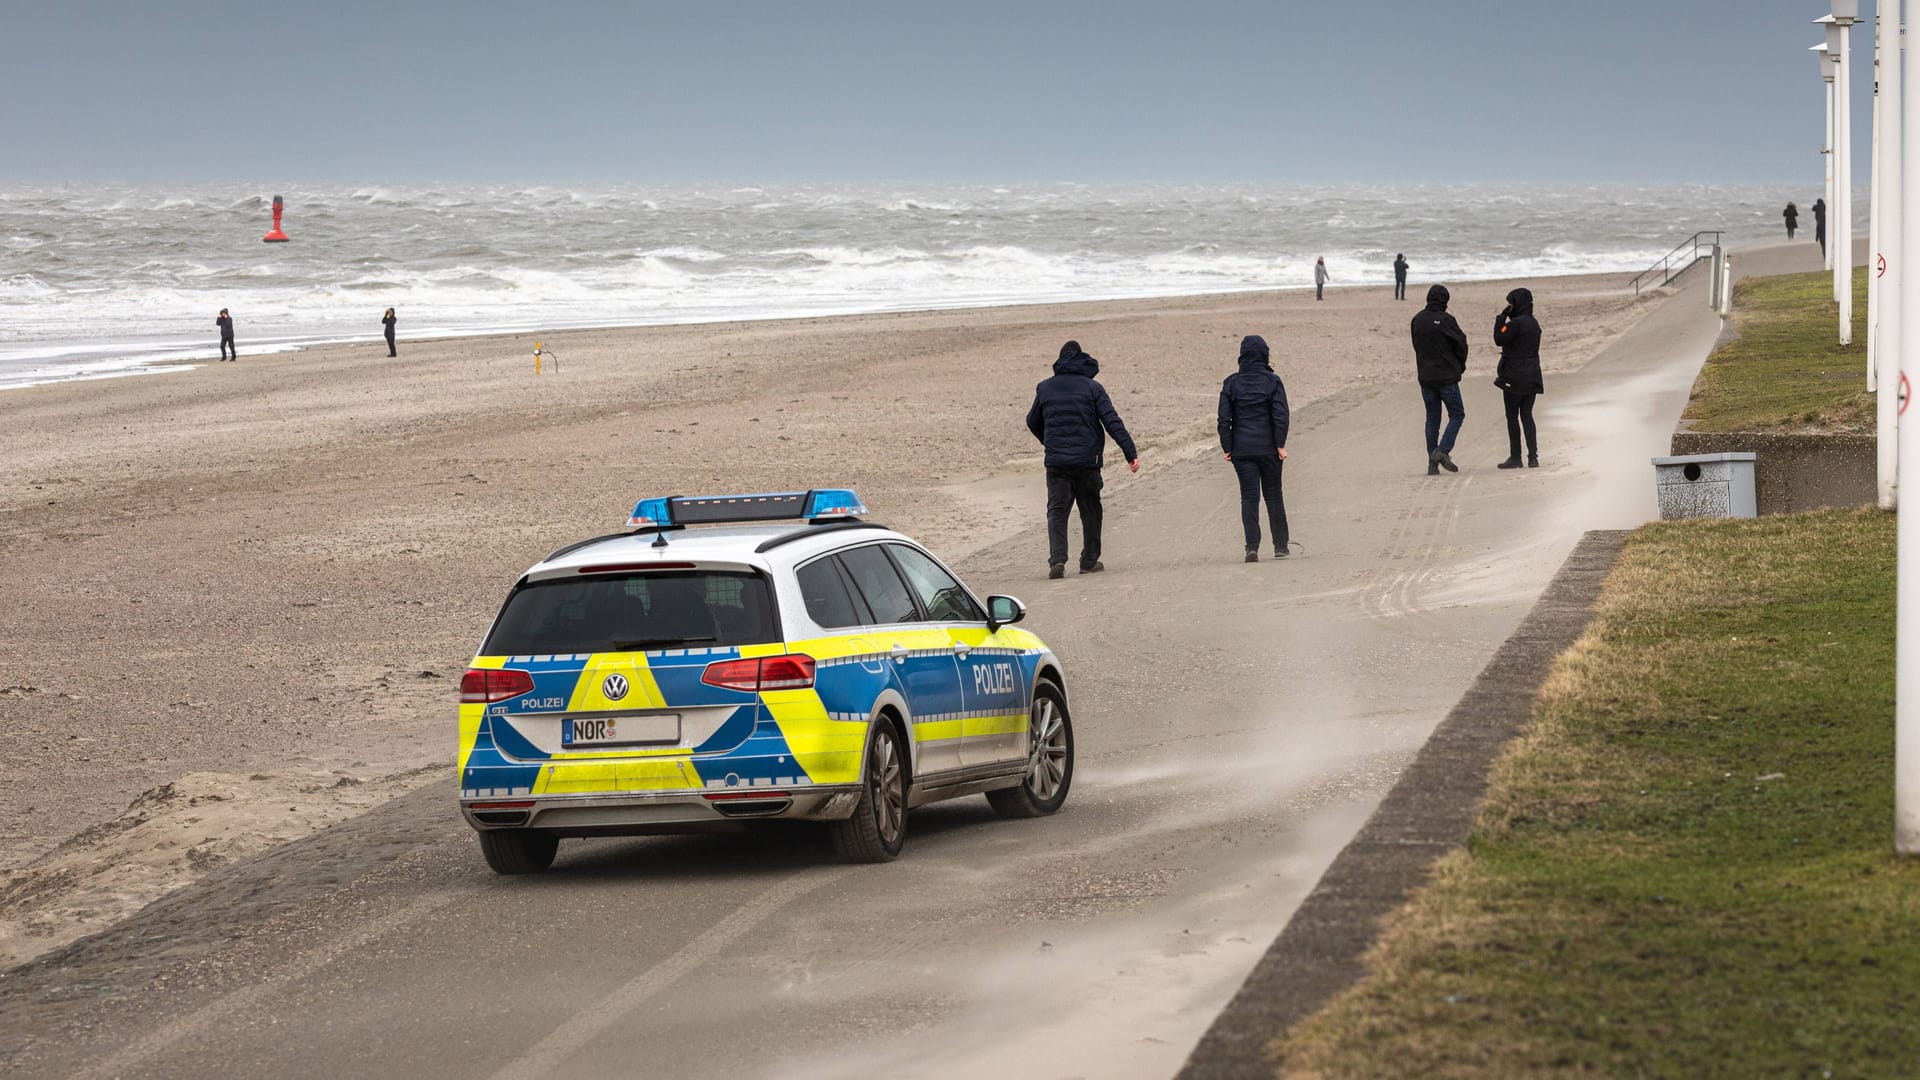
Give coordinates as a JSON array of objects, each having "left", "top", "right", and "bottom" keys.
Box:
[{"left": 461, "top": 784, "right": 863, "bottom": 836}]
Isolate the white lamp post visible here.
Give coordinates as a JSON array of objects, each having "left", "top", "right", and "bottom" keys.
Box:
[
  {"left": 1897, "top": 0, "right": 1920, "bottom": 855},
  {"left": 1879, "top": 1, "right": 1903, "bottom": 513},
  {"left": 1828, "top": 6, "right": 1858, "bottom": 345},
  {"left": 1817, "top": 39, "right": 1837, "bottom": 276}
]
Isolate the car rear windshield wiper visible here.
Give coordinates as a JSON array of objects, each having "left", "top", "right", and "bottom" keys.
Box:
[{"left": 609, "top": 636, "right": 718, "bottom": 650}]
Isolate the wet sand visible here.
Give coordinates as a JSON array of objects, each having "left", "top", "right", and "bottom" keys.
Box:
[{"left": 0, "top": 273, "right": 1650, "bottom": 964}]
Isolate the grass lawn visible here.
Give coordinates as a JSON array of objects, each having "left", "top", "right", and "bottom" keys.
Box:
[
  {"left": 1682, "top": 269, "right": 1874, "bottom": 435},
  {"left": 1275, "top": 508, "right": 1918, "bottom": 1078}
]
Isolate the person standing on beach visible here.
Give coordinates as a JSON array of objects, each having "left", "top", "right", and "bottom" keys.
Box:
[
  {"left": 1813, "top": 198, "right": 1827, "bottom": 258},
  {"left": 382, "top": 308, "right": 397, "bottom": 357},
  {"left": 1783, "top": 202, "right": 1799, "bottom": 241},
  {"left": 1411, "top": 284, "right": 1468, "bottom": 475},
  {"left": 1393, "top": 254, "right": 1409, "bottom": 301},
  {"left": 1493, "top": 287, "right": 1543, "bottom": 470},
  {"left": 216, "top": 308, "right": 235, "bottom": 362},
  {"left": 1218, "top": 334, "right": 1291, "bottom": 562},
  {"left": 1026, "top": 340, "right": 1140, "bottom": 579},
  {"left": 1314, "top": 257, "right": 1331, "bottom": 301}
]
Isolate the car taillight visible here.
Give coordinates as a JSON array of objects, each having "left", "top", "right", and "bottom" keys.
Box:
[
  {"left": 700, "top": 653, "right": 816, "bottom": 693},
  {"left": 459, "top": 668, "right": 536, "bottom": 704}
]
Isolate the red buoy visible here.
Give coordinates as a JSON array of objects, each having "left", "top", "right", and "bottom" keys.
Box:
[{"left": 262, "top": 194, "right": 290, "bottom": 243}]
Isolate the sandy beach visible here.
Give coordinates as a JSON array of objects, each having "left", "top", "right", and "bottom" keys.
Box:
[{"left": 0, "top": 272, "right": 1653, "bottom": 964}]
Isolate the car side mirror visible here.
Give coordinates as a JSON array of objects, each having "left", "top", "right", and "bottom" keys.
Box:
[{"left": 986, "top": 595, "right": 1026, "bottom": 632}]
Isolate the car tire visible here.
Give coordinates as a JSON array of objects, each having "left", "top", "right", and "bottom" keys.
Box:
[
  {"left": 987, "top": 680, "right": 1074, "bottom": 819},
  {"left": 828, "top": 718, "right": 908, "bottom": 863},
  {"left": 478, "top": 829, "right": 559, "bottom": 874}
]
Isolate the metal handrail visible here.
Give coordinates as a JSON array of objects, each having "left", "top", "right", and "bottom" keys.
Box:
[{"left": 1630, "top": 231, "right": 1724, "bottom": 294}]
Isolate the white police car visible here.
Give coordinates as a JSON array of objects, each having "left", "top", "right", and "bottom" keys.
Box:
[{"left": 458, "top": 489, "right": 1073, "bottom": 872}]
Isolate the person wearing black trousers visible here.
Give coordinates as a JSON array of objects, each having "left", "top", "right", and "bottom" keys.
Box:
[
  {"left": 1393, "top": 253, "right": 1409, "bottom": 300},
  {"left": 1813, "top": 197, "right": 1827, "bottom": 258},
  {"left": 1218, "top": 335, "right": 1291, "bottom": 562},
  {"left": 1783, "top": 202, "right": 1798, "bottom": 240},
  {"left": 382, "top": 308, "right": 397, "bottom": 357},
  {"left": 1493, "top": 287, "right": 1543, "bottom": 469}
]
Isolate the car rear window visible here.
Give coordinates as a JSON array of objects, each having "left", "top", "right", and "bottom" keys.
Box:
[
  {"left": 796, "top": 558, "right": 864, "bottom": 629},
  {"left": 837, "top": 545, "right": 920, "bottom": 625},
  {"left": 483, "top": 571, "right": 778, "bottom": 655}
]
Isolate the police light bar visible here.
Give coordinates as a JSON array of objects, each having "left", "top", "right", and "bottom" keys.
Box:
[{"left": 626, "top": 489, "right": 869, "bottom": 529}]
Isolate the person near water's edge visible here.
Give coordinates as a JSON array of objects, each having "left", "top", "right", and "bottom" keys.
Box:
[
  {"left": 1393, "top": 254, "right": 1409, "bottom": 301},
  {"left": 1411, "top": 284, "right": 1468, "bottom": 475},
  {"left": 1493, "top": 287, "right": 1543, "bottom": 470},
  {"left": 383, "top": 308, "right": 398, "bottom": 357},
  {"left": 1218, "top": 335, "right": 1291, "bottom": 562},
  {"left": 1783, "top": 201, "right": 1798, "bottom": 241},
  {"left": 1027, "top": 340, "right": 1140, "bottom": 579},
  {"left": 1813, "top": 197, "right": 1827, "bottom": 258},
  {"left": 1314, "top": 257, "right": 1330, "bottom": 301},
  {"left": 217, "top": 308, "right": 235, "bottom": 362}
]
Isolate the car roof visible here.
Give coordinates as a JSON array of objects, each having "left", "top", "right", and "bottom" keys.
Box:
[{"left": 529, "top": 523, "right": 914, "bottom": 578}]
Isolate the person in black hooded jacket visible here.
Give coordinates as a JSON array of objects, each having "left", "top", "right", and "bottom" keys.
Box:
[
  {"left": 1027, "top": 341, "right": 1140, "bottom": 578},
  {"left": 1492, "top": 287, "right": 1543, "bottom": 469},
  {"left": 1410, "top": 284, "right": 1468, "bottom": 475},
  {"left": 1218, "top": 335, "right": 1291, "bottom": 561}
]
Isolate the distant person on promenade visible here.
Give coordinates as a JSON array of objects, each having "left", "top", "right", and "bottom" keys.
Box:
[
  {"left": 1314, "top": 257, "right": 1331, "bottom": 301},
  {"left": 1813, "top": 197, "right": 1827, "bottom": 258},
  {"left": 1783, "top": 202, "right": 1798, "bottom": 241},
  {"left": 382, "top": 308, "right": 397, "bottom": 357},
  {"left": 1218, "top": 334, "right": 1291, "bottom": 562},
  {"left": 1411, "top": 285, "right": 1468, "bottom": 475},
  {"left": 1493, "top": 287, "right": 1543, "bottom": 470},
  {"left": 1393, "top": 253, "right": 1409, "bottom": 301},
  {"left": 1027, "top": 340, "right": 1140, "bottom": 579},
  {"left": 216, "top": 308, "right": 235, "bottom": 362}
]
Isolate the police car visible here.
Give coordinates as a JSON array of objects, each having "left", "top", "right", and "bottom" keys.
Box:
[{"left": 458, "top": 489, "right": 1073, "bottom": 872}]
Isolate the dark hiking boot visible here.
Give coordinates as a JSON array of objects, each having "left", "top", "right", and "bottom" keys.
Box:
[
  {"left": 1245, "top": 549, "right": 1259, "bottom": 563},
  {"left": 1497, "top": 457, "right": 1524, "bottom": 469},
  {"left": 1273, "top": 546, "right": 1290, "bottom": 559},
  {"left": 1427, "top": 461, "right": 1440, "bottom": 476},
  {"left": 1528, "top": 455, "right": 1540, "bottom": 468},
  {"left": 1437, "top": 450, "right": 1459, "bottom": 473},
  {"left": 1080, "top": 561, "right": 1104, "bottom": 574},
  {"left": 1048, "top": 563, "right": 1065, "bottom": 580}
]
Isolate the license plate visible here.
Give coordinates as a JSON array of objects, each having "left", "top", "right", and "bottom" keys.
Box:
[{"left": 561, "top": 713, "right": 679, "bottom": 748}]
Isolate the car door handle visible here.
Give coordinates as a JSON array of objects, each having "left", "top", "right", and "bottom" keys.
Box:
[
  {"left": 890, "top": 644, "right": 908, "bottom": 663},
  {"left": 952, "top": 641, "right": 971, "bottom": 658}
]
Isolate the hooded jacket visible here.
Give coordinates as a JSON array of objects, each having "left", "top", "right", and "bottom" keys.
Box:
[
  {"left": 1026, "top": 341, "right": 1138, "bottom": 470},
  {"left": 1410, "top": 285, "right": 1468, "bottom": 385},
  {"left": 1493, "top": 287, "right": 1544, "bottom": 396},
  {"left": 1218, "top": 335, "right": 1290, "bottom": 456}
]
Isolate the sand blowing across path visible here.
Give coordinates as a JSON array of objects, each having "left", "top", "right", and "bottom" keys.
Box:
[{"left": 0, "top": 273, "right": 1650, "bottom": 965}]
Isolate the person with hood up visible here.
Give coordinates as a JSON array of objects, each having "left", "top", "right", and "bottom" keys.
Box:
[
  {"left": 216, "top": 308, "right": 235, "bottom": 362},
  {"left": 382, "top": 308, "right": 398, "bottom": 357},
  {"left": 1411, "top": 284, "right": 1469, "bottom": 475},
  {"left": 1026, "top": 341, "right": 1140, "bottom": 579},
  {"left": 1393, "top": 254, "right": 1409, "bottom": 301},
  {"left": 1813, "top": 197, "right": 1827, "bottom": 258},
  {"left": 1218, "top": 335, "right": 1291, "bottom": 562},
  {"left": 1314, "top": 257, "right": 1331, "bottom": 301},
  {"left": 1492, "top": 287, "right": 1543, "bottom": 469},
  {"left": 1783, "top": 202, "right": 1799, "bottom": 240}
]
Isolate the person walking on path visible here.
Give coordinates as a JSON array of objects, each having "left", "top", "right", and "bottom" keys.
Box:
[
  {"left": 216, "top": 308, "right": 236, "bottom": 362},
  {"left": 1026, "top": 340, "right": 1140, "bottom": 579},
  {"left": 1393, "top": 254, "right": 1409, "bottom": 301},
  {"left": 1783, "top": 201, "right": 1799, "bottom": 241},
  {"left": 1218, "top": 334, "right": 1291, "bottom": 562},
  {"left": 1314, "top": 257, "right": 1331, "bottom": 301},
  {"left": 382, "top": 308, "right": 398, "bottom": 357},
  {"left": 1813, "top": 197, "right": 1827, "bottom": 258},
  {"left": 1411, "top": 284, "right": 1468, "bottom": 475},
  {"left": 1492, "top": 287, "right": 1544, "bottom": 470}
]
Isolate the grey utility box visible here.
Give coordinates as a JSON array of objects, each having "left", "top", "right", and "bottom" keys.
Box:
[{"left": 1652, "top": 452, "right": 1758, "bottom": 520}]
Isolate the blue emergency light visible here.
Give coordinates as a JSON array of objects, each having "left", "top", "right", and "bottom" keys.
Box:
[{"left": 626, "top": 489, "right": 869, "bottom": 529}]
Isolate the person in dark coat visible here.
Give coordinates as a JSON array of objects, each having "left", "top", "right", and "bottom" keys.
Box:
[
  {"left": 1393, "top": 254, "right": 1409, "bottom": 301},
  {"left": 382, "top": 308, "right": 397, "bottom": 357},
  {"left": 1411, "top": 284, "right": 1468, "bottom": 475},
  {"left": 1026, "top": 341, "right": 1140, "bottom": 578},
  {"left": 216, "top": 308, "right": 235, "bottom": 361},
  {"left": 1783, "top": 202, "right": 1799, "bottom": 241},
  {"left": 1218, "top": 335, "right": 1291, "bottom": 561},
  {"left": 1813, "top": 197, "right": 1827, "bottom": 257},
  {"left": 1493, "top": 287, "right": 1543, "bottom": 469}
]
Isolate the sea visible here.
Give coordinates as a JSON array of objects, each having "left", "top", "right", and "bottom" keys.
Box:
[{"left": 0, "top": 182, "right": 1812, "bottom": 390}]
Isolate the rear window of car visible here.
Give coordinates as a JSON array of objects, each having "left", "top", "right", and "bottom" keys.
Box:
[
  {"left": 483, "top": 571, "right": 778, "bottom": 655},
  {"left": 837, "top": 545, "right": 920, "bottom": 625},
  {"left": 796, "top": 558, "right": 864, "bottom": 629}
]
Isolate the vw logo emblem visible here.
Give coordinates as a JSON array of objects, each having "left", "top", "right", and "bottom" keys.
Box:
[{"left": 602, "top": 673, "right": 630, "bottom": 701}]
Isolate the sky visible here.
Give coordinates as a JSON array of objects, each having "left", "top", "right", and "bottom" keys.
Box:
[{"left": 0, "top": 0, "right": 1879, "bottom": 186}]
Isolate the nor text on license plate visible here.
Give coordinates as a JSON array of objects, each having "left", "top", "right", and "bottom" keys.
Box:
[{"left": 562, "top": 713, "right": 680, "bottom": 748}]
